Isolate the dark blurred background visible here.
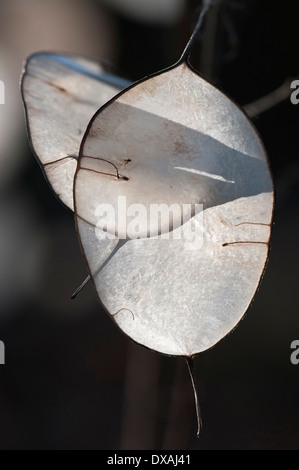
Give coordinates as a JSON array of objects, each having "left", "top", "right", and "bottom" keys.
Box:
[{"left": 0, "top": 0, "right": 298, "bottom": 450}]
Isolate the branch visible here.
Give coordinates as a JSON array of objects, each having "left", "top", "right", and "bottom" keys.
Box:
[{"left": 243, "top": 77, "right": 298, "bottom": 118}]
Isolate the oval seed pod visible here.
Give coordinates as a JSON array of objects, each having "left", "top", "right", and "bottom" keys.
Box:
[
  {"left": 74, "top": 11, "right": 274, "bottom": 360},
  {"left": 21, "top": 6, "right": 274, "bottom": 437},
  {"left": 21, "top": 52, "right": 130, "bottom": 210}
]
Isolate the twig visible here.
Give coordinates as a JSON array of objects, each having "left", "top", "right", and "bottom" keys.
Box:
[
  {"left": 180, "top": 1, "right": 214, "bottom": 63},
  {"left": 71, "top": 274, "right": 91, "bottom": 299},
  {"left": 185, "top": 356, "right": 202, "bottom": 438},
  {"left": 243, "top": 77, "right": 297, "bottom": 118}
]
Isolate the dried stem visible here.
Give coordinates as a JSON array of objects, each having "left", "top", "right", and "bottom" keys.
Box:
[
  {"left": 71, "top": 274, "right": 91, "bottom": 299},
  {"left": 244, "top": 77, "right": 297, "bottom": 118},
  {"left": 185, "top": 356, "right": 202, "bottom": 437},
  {"left": 180, "top": 1, "right": 212, "bottom": 63},
  {"left": 71, "top": 239, "right": 127, "bottom": 299}
]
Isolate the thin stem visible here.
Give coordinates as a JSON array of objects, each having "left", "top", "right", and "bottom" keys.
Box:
[
  {"left": 71, "top": 274, "right": 91, "bottom": 299},
  {"left": 185, "top": 356, "right": 202, "bottom": 437},
  {"left": 179, "top": 2, "right": 211, "bottom": 63},
  {"left": 243, "top": 77, "right": 297, "bottom": 118},
  {"left": 71, "top": 239, "right": 127, "bottom": 299}
]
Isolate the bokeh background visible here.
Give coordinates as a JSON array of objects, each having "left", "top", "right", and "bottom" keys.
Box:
[{"left": 0, "top": 0, "right": 298, "bottom": 450}]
